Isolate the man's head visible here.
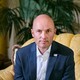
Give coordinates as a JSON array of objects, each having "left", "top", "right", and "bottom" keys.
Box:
[{"left": 31, "top": 14, "right": 56, "bottom": 52}]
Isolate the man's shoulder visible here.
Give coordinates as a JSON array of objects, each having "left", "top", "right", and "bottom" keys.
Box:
[
  {"left": 17, "top": 42, "right": 36, "bottom": 55},
  {"left": 21, "top": 42, "right": 35, "bottom": 49},
  {"left": 52, "top": 41, "right": 74, "bottom": 55},
  {"left": 22, "top": 42, "right": 35, "bottom": 49}
]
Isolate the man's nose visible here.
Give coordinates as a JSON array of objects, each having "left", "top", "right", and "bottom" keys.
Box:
[{"left": 41, "top": 32, "right": 47, "bottom": 38}]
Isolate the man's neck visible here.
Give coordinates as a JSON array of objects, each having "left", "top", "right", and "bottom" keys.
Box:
[{"left": 38, "top": 48, "right": 48, "bottom": 55}]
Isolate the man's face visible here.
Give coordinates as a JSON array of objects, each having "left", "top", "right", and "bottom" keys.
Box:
[{"left": 31, "top": 15, "right": 56, "bottom": 50}]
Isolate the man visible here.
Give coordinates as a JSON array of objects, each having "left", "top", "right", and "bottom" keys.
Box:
[{"left": 14, "top": 14, "right": 75, "bottom": 80}]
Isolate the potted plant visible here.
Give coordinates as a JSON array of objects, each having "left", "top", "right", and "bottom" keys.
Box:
[
  {"left": 17, "top": 0, "right": 80, "bottom": 44},
  {"left": 31, "top": 0, "right": 80, "bottom": 33},
  {"left": 0, "top": 6, "right": 25, "bottom": 61},
  {"left": 46, "top": 0, "right": 80, "bottom": 34}
]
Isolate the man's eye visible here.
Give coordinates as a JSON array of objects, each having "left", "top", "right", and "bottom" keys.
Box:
[
  {"left": 37, "top": 30, "right": 42, "bottom": 33},
  {"left": 46, "top": 29, "right": 50, "bottom": 33}
]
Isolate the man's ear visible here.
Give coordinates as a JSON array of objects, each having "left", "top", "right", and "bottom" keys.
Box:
[{"left": 31, "top": 29, "right": 34, "bottom": 37}]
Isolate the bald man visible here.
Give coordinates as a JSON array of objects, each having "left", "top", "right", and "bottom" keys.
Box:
[{"left": 14, "top": 14, "right": 75, "bottom": 80}]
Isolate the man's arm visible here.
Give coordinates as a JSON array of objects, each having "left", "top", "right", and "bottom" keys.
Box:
[
  {"left": 62, "top": 51, "right": 75, "bottom": 80},
  {"left": 14, "top": 50, "right": 24, "bottom": 80}
]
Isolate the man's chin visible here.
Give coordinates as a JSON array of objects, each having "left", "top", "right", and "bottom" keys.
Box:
[{"left": 40, "top": 45, "right": 49, "bottom": 49}]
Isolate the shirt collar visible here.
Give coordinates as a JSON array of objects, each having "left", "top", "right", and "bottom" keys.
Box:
[{"left": 36, "top": 45, "right": 51, "bottom": 57}]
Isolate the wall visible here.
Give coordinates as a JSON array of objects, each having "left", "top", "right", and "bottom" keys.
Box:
[{"left": 8, "top": 0, "right": 19, "bottom": 8}]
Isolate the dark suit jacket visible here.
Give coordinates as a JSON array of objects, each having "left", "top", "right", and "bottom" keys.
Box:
[{"left": 14, "top": 41, "right": 75, "bottom": 80}]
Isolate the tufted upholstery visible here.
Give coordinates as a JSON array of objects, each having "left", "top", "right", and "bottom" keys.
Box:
[{"left": 0, "top": 33, "right": 80, "bottom": 80}]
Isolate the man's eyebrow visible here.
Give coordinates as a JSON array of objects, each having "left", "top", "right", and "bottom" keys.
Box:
[{"left": 46, "top": 28, "right": 52, "bottom": 30}]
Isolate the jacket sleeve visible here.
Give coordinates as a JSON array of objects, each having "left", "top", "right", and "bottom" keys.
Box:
[
  {"left": 14, "top": 50, "right": 24, "bottom": 80},
  {"left": 62, "top": 51, "right": 75, "bottom": 80}
]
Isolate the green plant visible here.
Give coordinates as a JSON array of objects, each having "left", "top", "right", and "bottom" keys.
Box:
[
  {"left": 46, "top": 0, "right": 80, "bottom": 33},
  {"left": 16, "top": 0, "right": 52, "bottom": 44},
  {"left": 17, "top": 0, "right": 80, "bottom": 44},
  {"left": 16, "top": 27, "right": 32, "bottom": 45},
  {"left": 0, "top": 6, "right": 25, "bottom": 38},
  {"left": 0, "top": 6, "right": 25, "bottom": 60},
  {"left": 31, "top": 0, "right": 80, "bottom": 33}
]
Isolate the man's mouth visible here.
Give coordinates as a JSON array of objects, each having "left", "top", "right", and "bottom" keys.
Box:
[{"left": 40, "top": 40, "right": 48, "bottom": 43}]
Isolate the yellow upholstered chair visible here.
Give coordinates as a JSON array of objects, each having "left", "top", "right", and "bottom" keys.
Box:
[{"left": 0, "top": 33, "right": 80, "bottom": 80}]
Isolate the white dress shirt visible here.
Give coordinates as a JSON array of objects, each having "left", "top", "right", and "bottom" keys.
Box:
[{"left": 36, "top": 45, "right": 51, "bottom": 80}]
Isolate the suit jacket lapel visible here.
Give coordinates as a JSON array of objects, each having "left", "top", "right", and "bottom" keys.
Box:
[
  {"left": 28, "top": 41, "right": 58, "bottom": 80},
  {"left": 29, "top": 43, "right": 37, "bottom": 80},
  {"left": 45, "top": 41, "right": 58, "bottom": 80}
]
